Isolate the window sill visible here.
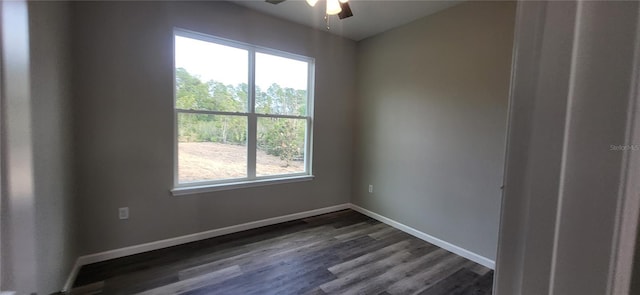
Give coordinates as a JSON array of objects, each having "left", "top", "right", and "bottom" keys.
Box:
[{"left": 171, "top": 175, "right": 315, "bottom": 196}]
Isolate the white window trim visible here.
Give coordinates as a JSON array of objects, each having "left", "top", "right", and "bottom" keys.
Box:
[
  {"left": 172, "top": 28, "right": 315, "bottom": 195},
  {"left": 171, "top": 175, "right": 315, "bottom": 196}
]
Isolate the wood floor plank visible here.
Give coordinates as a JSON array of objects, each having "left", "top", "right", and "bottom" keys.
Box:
[
  {"left": 457, "top": 271, "right": 494, "bottom": 295},
  {"left": 416, "top": 268, "right": 479, "bottom": 295},
  {"left": 328, "top": 239, "right": 413, "bottom": 276},
  {"left": 338, "top": 248, "right": 449, "bottom": 295},
  {"left": 367, "top": 226, "right": 399, "bottom": 239},
  {"left": 175, "top": 225, "right": 339, "bottom": 280},
  {"left": 183, "top": 237, "right": 375, "bottom": 294},
  {"left": 301, "top": 209, "right": 357, "bottom": 225},
  {"left": 72, "top": 210, "right": 493, "bottom": 295},
  {"left": 467, "top": 263, "right": 492, "bottom": 276},
  {"left": 409, "top": 242, "right": 440, "bottom": 258},
  {"left": 337, "top": 230, "right": 413, "bottom": 261},
  {"left": 103, "top": 272, "right": 180, "bottom": 295},
  {"left": 242, "top": 235, "right": 376, "bottom": 276},
  {"left": 184, "top": 224, "right": 333, "bottom": 264},
  {"left": 77, "top": 210, "right": 367, "bottom": 287},
  {"left": 373, "top": 227, "right": 414, "bottom": 242},
  {"left": 334, "top": 222, "right": 388, "bottom": 240},
  {"left": 183, "top": 258, "right": 338, "bottom": 295},
  {"left": 386, "top": 254, "right": 471, "bottom": 295},
  {"left": 259, "top": 257, "right": 342, "bottom": 292},
  {"left": 74, "top": 220, "right": 311, "bottom": 286},
  {"left": 84, "top": 225, "right": 332, "bottom": 292},
  {"left": 177, "top": 233, "right": 325, "bottom": 279},
  {"left": 234, "top": 223, "right": 385, "bottom": 276},
  {"left": 133, "top": 265, "right": 242, "bottom": 295},
  {"left": 254, "top": 267, "right": 337, "bottom": 295},
  {"left": 69, "top": 281, "right": 104, "bottom": 295},
  {"left": 302, "top": 287, "right": 328, "bottom": 295},
  {"left": 319, "top": 250, "right": 414, "bottom": 293}
]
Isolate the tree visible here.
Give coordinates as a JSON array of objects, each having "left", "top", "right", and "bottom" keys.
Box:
[
  {"left": 176, "top": 68, "right": 305, "bottom": 165},
  {"left": 259, "top": 118, "right": 305, "bottom": 167}
]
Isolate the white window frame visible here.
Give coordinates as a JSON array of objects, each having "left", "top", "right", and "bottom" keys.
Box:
[{"left": 171, "top": 29, "right": 315, "bottom": 196}]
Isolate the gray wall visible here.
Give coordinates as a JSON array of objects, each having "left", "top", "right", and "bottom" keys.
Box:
[
  {"left": 70, "top": 1, "right": 356, "bottom": 255},
  {"left": 29, "top": 1, "right": 77, "bottom": 293},
  {"left": 352, "top": 1, "right": 515, "bottom": 261}
]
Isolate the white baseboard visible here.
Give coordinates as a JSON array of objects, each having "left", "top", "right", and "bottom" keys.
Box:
[
  {"left": 63, "top": 259, "right": 82, "bottom": 292},
  {"left": 348, "top": 203, "right": 496, "bottom": 269},
  {"left": 62, "top": 203, "right": 350, "bottom": 291}
]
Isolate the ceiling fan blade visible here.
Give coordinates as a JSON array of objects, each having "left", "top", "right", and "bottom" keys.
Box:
[
  {"left": 266, "top": 0, "right": 287, "bottom": 4},
  {"left": 338, "top": 1, "right": 353, "bottom": 19}
]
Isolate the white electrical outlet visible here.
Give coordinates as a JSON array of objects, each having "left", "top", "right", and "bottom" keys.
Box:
[
  {"left": 119, "top": 207, "right": 129, "bottom": 220},
  {"left": 368, "top": 184, "right": 373, "bottom": 193}
]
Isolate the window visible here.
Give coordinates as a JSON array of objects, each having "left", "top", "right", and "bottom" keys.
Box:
[{"left": 173, "top": 30, "right": 314, "bottom": 193}]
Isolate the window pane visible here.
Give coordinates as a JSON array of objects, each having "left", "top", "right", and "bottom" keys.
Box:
[
  {"left": 175, "top": 36, "right": 248, "bottom": 112},
  {"left": 256, "top": 117, "right": 306, "bottom": 176},
  {"left": 255, "top": 53, "right": 308, "bottom": 116},
  {"left": 177, "top": 113, "right": 247, "bottom": 183}
]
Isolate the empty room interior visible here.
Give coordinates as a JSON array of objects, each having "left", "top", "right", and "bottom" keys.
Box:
[{"left": 2, "top": 0, "right": 640, "bottom": 294}]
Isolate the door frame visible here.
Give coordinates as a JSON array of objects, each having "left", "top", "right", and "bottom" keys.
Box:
[{"left": 494, "top": 1, "right": 640, "bottom": 294}]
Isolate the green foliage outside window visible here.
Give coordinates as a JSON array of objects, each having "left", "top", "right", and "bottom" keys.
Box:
[{"left": 176, "top": 67, "right": 307, "bottom": 165}]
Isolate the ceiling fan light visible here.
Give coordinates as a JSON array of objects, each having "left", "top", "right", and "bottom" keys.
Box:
[
  {"left": 326, "top": 0, "right": 342, "bottom": 15},
  {"left": 306, "top": 0, "right": 318, "bottom": 7}
]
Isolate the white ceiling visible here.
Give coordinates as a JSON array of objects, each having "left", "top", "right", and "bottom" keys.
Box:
[{"left": 231, "top": 0, "right": 463, "bottom": 41}]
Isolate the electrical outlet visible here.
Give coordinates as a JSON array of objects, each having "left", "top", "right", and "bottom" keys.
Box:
[
  {"left": 119, "top": 207, "right": 129, "bottom": 220},
  {"left": 368, "top": 184, "right": 373, "bottom": 193}
]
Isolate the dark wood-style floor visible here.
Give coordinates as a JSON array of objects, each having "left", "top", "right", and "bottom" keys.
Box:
[{"left": 71, "top": 210, "right": 493, "bottom": 295}]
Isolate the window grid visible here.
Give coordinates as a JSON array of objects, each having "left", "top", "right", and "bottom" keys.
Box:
[{"left": 173, "top": 29, "right": 314, "bottom": 188}]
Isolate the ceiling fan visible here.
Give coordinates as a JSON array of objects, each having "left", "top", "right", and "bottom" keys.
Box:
[{"left": 266, "top": 0, "right": 354, "bottom": 20}]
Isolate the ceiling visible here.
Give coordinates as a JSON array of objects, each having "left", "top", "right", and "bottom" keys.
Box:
[{"left": 231, "top": 0, "right": 463, "bottom": 41}]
